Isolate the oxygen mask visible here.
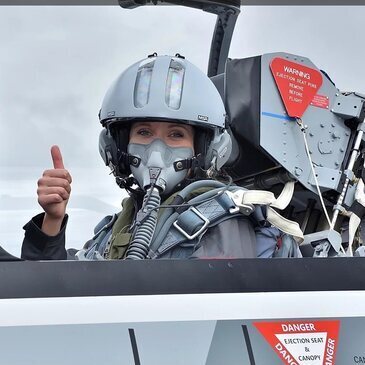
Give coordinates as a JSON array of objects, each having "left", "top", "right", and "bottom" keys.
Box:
[{"left": 128, "top": 139, "right": 194, "bottom": 195}]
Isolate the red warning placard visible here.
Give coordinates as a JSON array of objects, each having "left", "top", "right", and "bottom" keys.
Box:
[
  {"left": 311, "top": 94, "right": 329, "bottom": 109},
  {"left": 270, "top": 58, "right": 323, "bottom": 118},
  {"left": 254, "top": 320, "right": 340, "bottom": 365}
]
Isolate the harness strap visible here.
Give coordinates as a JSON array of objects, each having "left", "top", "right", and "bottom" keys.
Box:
[
  {"left": 266, "top": 207, "right": 303, "bottom": 243},
  {"left": 230, "top": 181, "right": 303, "bottom": 243},
  {"left": 347, "top": 178, "right": 365, "bottom": 255},
  {"left": 148, "top": 192, "right": 239, "bottom": 258},
  {"left": 150, "top": 181, "right": 303, "bottom": 257},
  {"left": 229, "top": 181, "right": 295, "bottom": 211},
  {"left": 76, "top": 181, "right": 302, "bottom": 260},
  {"left": 76, "top": 213, "right": 119, "bottom": 260}
]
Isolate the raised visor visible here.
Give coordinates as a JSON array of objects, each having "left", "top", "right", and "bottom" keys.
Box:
[{"left": 0, "top": 258, "right": 364, "bottom": 299}]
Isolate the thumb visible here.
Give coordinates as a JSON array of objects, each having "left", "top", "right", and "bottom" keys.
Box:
[{"left": 51, "top": 145, "right": 65, "bottom": 169}]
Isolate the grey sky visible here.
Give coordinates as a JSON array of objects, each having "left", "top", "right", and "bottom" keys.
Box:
[
  {"left": 1, "top": 6, "right": 364, "bottom": 169},
  {"left": 0, "top": 6, "right": 216, "bottom": 169},
  {"left": 0, "top": 5, "right": 364, "bottom": 255}
]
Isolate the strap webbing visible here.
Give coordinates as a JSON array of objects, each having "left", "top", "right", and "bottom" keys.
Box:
[
  {"left": 347, "top": 178, "right": 365, "bottom": 255},
  {"left": 149, "top": 192, "right": 239, "bottom": 258},
  {"left": 230, "top": 181, "right": 295, "bottom": 210}
]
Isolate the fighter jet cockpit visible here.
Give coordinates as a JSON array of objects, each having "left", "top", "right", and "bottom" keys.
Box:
[{"left": 0, "top": 1, "right": 365, "bottom": 364}]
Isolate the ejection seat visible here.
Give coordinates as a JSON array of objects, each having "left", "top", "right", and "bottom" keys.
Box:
[{"left": 211, "top": 53, "right": 365, "bottom": 257}]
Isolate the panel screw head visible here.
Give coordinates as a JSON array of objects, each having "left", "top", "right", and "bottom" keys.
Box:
[{"left": 294, "top": 167, "right": 303, "bottom": 176}]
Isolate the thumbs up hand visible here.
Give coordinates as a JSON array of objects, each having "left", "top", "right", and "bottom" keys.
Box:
[{"left": 37, "top": 146, "right": 72, "bottom": 236}]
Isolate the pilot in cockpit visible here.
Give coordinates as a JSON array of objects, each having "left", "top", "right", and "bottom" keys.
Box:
[{"left": 21, "top": 54, "right": 300, "bottom": 261}]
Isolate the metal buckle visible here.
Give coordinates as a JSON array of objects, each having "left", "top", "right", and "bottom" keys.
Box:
[
  {"left": 226, "top": 190, "right": 255, "bottom": 216},
  {"left": 173, "top": 207, "right": 210, "bottom": 240}
]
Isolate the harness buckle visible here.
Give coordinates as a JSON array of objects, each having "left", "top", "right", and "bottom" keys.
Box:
[
  {"left": 173, "top": 207, "right": 210, "bottom": 240},
  {"left": 226, "top": 190, "right": 255, "bottom": 216}
]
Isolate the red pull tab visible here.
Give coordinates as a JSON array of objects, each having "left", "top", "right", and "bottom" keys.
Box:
[{"left": 270, "top": 57, "right": 323, "bottom": 118}]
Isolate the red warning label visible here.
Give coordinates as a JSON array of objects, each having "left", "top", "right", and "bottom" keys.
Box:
[
  {"left": 270, "top": 57, "right": 323, "bottom": 118},
  {"left": 311, "top": 94, "right": 329, "bottom": 109},
  {"left": 254, "top": 320, "right": 340, "bottom": 365}
]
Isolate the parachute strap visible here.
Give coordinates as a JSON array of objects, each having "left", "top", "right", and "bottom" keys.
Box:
[
  {"left": 266, "top": 207, "right": 304, "bottom": 243},
  {"left": 229, "top": 181, "right": 303, "bottom": 243},
  {"left": 149, "top": 191, "right": 241, "bottom": 258},
  {"left": 150, "top": 182, "right": 304, "bottom": 258},
  {"left": 346, "top": 178, "right": 365, "bottom": 255},
  {"left": 228, "top": 181, "right": 295, "bottom": 211}
]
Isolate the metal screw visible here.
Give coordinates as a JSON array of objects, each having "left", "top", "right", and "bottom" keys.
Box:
[
  {"left": 176, "top": 162, "right": 183, "bottom": 170},
  {"left": 132, "top": 158, "right": 139, "bottom": 165},
  {"left": 294, "top": 167, "right": 303, "bottom": 177}
]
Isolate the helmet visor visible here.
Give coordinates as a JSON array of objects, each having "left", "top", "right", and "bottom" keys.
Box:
[
  {"left": 165, "top": 59, "right": 185, "bottom": 110},
  {"left": 134, "top": 59, "right": 155, "bottom": 108}
]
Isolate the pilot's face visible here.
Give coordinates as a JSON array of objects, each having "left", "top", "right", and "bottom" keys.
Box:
[{"left": 129, "top": 121, "right": 194, "bottom": 151}]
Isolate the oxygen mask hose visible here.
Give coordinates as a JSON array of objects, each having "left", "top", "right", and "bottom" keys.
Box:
[{"left": 125, "top": 184, "right": 161, "bottom": 260}]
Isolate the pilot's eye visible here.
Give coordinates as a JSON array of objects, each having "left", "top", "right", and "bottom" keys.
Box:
[
  {"left": 136, "top": 128, "right": 152, "bottom": 136},
  {"left": 169, "top": 130, "right": 185, "bottom": 138}
]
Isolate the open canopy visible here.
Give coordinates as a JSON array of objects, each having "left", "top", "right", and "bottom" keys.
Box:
[{"left": 119, "top": 0, "right": 241, "bottom": 76}]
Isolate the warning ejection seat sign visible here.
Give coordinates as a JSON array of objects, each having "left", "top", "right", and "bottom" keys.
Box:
[
  {"left": 270, "top": 57, "right": 323, "bottom": 118},
  {"left": 254, "top": 320, "right": 340, "bottom": 365}
]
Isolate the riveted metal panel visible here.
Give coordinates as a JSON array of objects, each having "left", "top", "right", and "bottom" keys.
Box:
[{"left": 260, "top": 52, "right": 352, "bottom": 194}]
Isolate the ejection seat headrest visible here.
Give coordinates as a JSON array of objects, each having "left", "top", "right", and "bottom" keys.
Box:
[{"left": 211, "top": 56, "right": 277, "bottom": 182}]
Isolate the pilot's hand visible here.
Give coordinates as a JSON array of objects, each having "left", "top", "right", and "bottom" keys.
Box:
[{"left": 37, "top": 146, "right": 72, "bottom": 236}]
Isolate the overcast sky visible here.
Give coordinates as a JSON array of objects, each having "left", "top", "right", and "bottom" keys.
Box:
[
  {"left": 0, "top": 5, "right": 365, "bottom": 255},
  {"left": 1, "top": 6, "right": 364, "bottom": 169}
]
